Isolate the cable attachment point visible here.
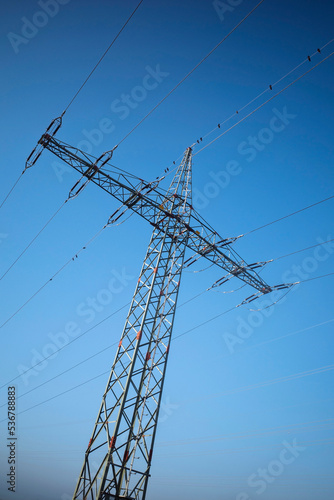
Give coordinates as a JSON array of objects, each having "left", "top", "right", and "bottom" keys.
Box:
[
  {"left": 209, "top": 273, "right": 233, "bottom": 289},
  {"left": 247, "top": 260, "right": 273, "bottom": 270},
  {"left": 240, "top": 282, "right": 293, "bottom": 305},
  {"left": 216, "top": 236, "right": 241, "bottom": 247},
  {"left": 25, "top": 116, "right": 63, "bottom": 170},
  {"left": 68, "top": 148, "right": 115, "bottom": 200},
  {"left": 107, "top": 206, "right": 128, "bottom": 226}
]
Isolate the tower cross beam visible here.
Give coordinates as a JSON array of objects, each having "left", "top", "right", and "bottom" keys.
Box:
[{"left": 38, "top": 135, "right": 271, "bottom": 293}]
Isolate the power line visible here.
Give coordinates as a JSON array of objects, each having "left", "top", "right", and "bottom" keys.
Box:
[
  {"left": 115, "top": 0, "right": 266, "bottom": 148},
  {"left": 154, "top": 439, "right": 334, "bottom": 459},
  {"left": 8, "top": 369, "right": 111, "bottom": 419},
  {"left": 0, "top": 302, "right": 128, "bottom": 390},
  {"left": 294, "top": 271, "right": 334, "bottom": 285},
  {"left": 62, "top": 0, "right": 145, "bottom": 115},
  {"left": 183, "top": 363, "right": 334, "bottom": 403},
  {"left": 194, "top": 50, "right": 334, "bottom": 156},
  {"left": 173, "top": 305, "right": 238, "bottom": 341},
  {"left": 0, "top": 221, "right": 109, "bottom": 331},
  {"left": 161, "top": 38, "right": 334, "bottom": 184},
  {"left": 0, "top": 343, "right": 119, "bottom": 407},
  {"left": 0, "top": 199, "right": 67, "bottom": 282},
  {"left": 0, "top": 287, "right": 209, "bottom": 398},
  {"left": 0, "top": 2, "right": 144, "bottom": 212},
  {"left": 6, "top": 359, "right": 334, "bottom": 421},
  {"left": 0, "top": 171, "right": 24, "bottom": 211},
  {"left": 269, "top": 238, "right": 334, "bottom": 262},
  {"left": 158, "top": 418, "right": 334, "bottom": 446},
  {"left": 196, "top": 39, "right": 334, "bottom": 145},
  {"left": 245, "top": 195, "right": 334, "bottom": 235},
  {"left": 219, "top": 318, "right": 334, "bottom": 359},
  {"left": 237, "top": 271, "right": 334, "bottom": 311}
]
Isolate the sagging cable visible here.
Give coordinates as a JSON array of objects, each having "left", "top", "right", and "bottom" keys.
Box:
[
  {"left": 212, "top": 283, "right": 247, "bottom": 294},
  {"left": 0, "top": 198, "right": 68, "bottom": 281},
  {"left": 184, "top": 263, "right": 215, "bottom": 274},
  {"left": 0, "top": 220, "right": 110, "bottom": 331}
]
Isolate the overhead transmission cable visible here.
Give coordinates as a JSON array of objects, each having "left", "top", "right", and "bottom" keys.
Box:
[
  {"left": 0, "top": 220, "right": 110, "bottom": 331},
  {"left": 0, "top": 199, "right": 67, "bottom": 281},
  {"left": 218, "top": 317, "right": 334, "bottom": 360},
  {"left": 196, "top": 38, "right": 334, "bottom": 145},
  {"left": 62, "top": 0, "right": 144, "bottom": 115},
  {"left": 193, "top": 364, "right": 334, "bottom": 401},
  {"left": 0, "top": 174, "right": 23, "bottom": 211},
  {"left": 244, "top": 194, "right": 334, "bottom": 235},
  {"left": 174, "top": 272, "right": 334, "bottom": 339},
  {"left": 161, "top": 38, "right": 334, "bottom": 183},
  {"left": 5, "top": 370, "right": 111, "bottom": 419},
  {"left": 115, "top": 0, "right": 266, "bottom": 149},
  {"left": 0, "top": 1, "right": 144, "bottom": 212},
  {"left": 294, "top": 272, "right": 334, "bottom": 285},
  {"left": 158, "top": 418, "right": 334, "bottom": 446},
  {"left": 194, "top": 50, "right": 334, "bottom": 156},
  {"left": 240, "top": 286, "right": 294, "bottom": 312},
  {"left": 4, "top": 315, "right": 333, "bottom": 408},
  {"left": 0, "top": 302, "right": 128, "bottom": 390},
  {"left": 0, "top": 285, "right": 213, "bottom": 391},
  {"left": 5, "top": 358, "right": 334, "bottom": 421},
  {"left": 0, "top": 343, "right": 119, "bottom": 406},
  {"left": 210, "top": 237, "right": 334, "bottom": 294},
  {"left": 269, "top": 238, "right": 334, "bottom": 262}
]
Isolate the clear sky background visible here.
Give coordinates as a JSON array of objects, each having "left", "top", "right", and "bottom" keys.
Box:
[{"left": 0, "top": 1, "right": 334, "bottom": 499}]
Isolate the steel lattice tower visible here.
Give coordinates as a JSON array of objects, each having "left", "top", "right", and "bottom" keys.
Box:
[
  {"left": 26, "top": 123, "right": 286, "bottom": 500},
  {"left": 73, "top": 148, "right": 192, "bottom": 500}
]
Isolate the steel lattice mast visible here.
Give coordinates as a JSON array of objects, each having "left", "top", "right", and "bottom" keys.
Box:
[
  {"left": 72, "top": 147, "right": 192, "bottom": 499},
  {"left": 25, "top": 126, "right": 287, "bottom": 500}
]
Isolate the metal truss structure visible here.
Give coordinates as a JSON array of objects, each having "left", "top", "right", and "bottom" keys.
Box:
[
  {"left": 26, "top": 126, "right": 277, "bottom": 499},
  {"left": 73, "top": 147, "right": 192, "bottom": 499}
]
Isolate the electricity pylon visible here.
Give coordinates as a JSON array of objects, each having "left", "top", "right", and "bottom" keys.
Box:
[{"left": 26, "top": 126, "right": 282, "bottom": 500}]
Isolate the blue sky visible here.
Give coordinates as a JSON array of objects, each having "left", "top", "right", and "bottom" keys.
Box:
[{"left": 0, "top": 0, "right": 334, "bottom": 499}]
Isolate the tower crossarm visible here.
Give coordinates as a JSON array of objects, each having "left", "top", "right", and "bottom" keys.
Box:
[
  {"left": 39, "top": 133, "right": 167, "bottom": 209},
  {"left": 39, "top": 135, "right": 271, "bottom": 293},
  {"left": 184, "top": 210, "right": 272, "bottom": 293}
]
